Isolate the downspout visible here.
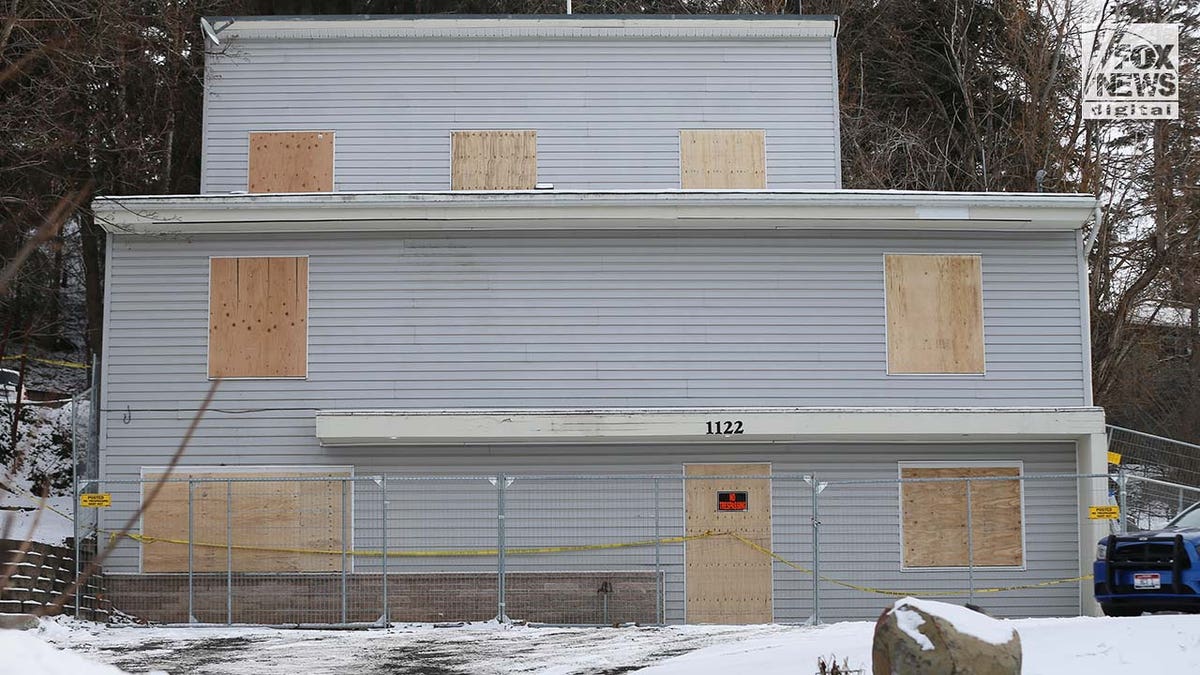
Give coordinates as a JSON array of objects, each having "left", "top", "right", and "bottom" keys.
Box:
[{"left": 1084, "top": 201, "right": 1101, "bottom": 256}]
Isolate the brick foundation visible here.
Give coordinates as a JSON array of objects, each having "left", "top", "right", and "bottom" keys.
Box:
[{"left": 107, "top": 571, "right": 659, "bottom": 625}]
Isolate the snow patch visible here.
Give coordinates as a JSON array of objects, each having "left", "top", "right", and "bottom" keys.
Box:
[
  {"left": 0, "top": 628, "right": 158, "bottom": 675},
  {"left": 893, "top": 606, "right": 935, "bottom": 651},
  {"left": 892, "top": 597, "right": 1015, "bottom": 645}
]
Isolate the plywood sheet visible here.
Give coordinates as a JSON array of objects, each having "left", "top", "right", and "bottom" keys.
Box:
[
  {"left": 885, "top": 254, "right": 985, "bottom": 374},
  {"left": 248, "top": 131, "right": 334, "bottom": 193},
  {"left": 450, "top": 130, "right": 537, "bottom": 190},
  {"left": 208, "top": 257, "right": 308, "bottom": 378},
  {"left": 684, "top": 463, "right": 772, "bottom": 624},
  {"left": 141, "top": 470, "right": 350, "bottom": 573},
  {"left": 679, "top": 129, "right": 766, "bottom": 189},
  {"left": 901, "top": 466, "right": 1023, "bottom": 568}
]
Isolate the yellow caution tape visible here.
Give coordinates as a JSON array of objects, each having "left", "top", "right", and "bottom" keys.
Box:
[
  {"left": 112, "top": 530, "right": 722, "bottom": 558},
  {"left": 0, "top": 354, "right": 90, "bottom": 369},
  {"left": 7, "top": 486, "right": 76, "bottom": 522}
]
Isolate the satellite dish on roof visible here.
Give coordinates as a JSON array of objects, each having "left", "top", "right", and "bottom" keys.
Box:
[{"left": 201, "top": 18, "right": 221, "bottom": 46}]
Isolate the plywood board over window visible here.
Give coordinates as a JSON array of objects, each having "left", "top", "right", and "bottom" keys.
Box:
[
  {"left": 140, "top": 468, "right": 352, "bottom": 573},
  {"left": 900, "top": 465, "right": 1024, "bottom": 568},
  {"left": 248, "top": 131, "right": 334, "bottom": 193},
  {"left": 885, "top": 254, "right": 985, "bottom": 374},
  {"left": 679, "top": 129, "right": 766, "bottom": 189},
  {"left": 208, "top": 256, "right": 307, "bottom": 378},
  {"left": 450, "top": 130, "right": 537, "bottom": 190}
]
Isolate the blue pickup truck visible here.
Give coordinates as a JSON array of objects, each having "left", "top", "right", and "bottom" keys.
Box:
[{"left": 1094, "top": 502, "right": 1200, "bottom": 616}]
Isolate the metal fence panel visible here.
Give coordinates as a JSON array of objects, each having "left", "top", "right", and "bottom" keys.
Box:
[
  {"left": 503, "top": 476, "right": 676, "bottom": 625},
  {"left": 72, "top": 470, "right": 1190, "bottom": 626},
  {"left": 1121, "top": 474, "right": 1200, "bottom": 533},
  {"left": 1108, "top": 425, "right": 1200, "bottom": 487}
]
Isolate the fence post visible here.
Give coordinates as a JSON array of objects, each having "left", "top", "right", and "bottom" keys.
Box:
[
  {"left": 188, "top": 479, "right": 195, "bottom": 624},
  {"left": 496, "top": 473, "right": 509, "bottom": 623},
  {"left": 341, "top": 478, "right": 349, "bottom": 625},
  {"left": 226, "top": 480, "right": 232, "bottom": 625},
  {"left": 381, "top": 475, "right": 389, "bottom": 627},
  {"left": 654, "top": 477, "right": 662, "bottom": 625},
  {"left": 966, "top": 478, "right": 975, "bottom": 604},
  {"left": 811, "top": 474, "right": 821, "bottom": 625},
  {"left": 1118, "top": 467, "right": 1129, "bottom": 535},
  {"left": 71, "top": 393, "right": 80, "bottom": 619}
]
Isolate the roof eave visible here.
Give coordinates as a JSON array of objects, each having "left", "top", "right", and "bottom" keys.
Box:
[
  {"left": 202, "top": 14, "right": 839, "bottom": 41},
  {"left": 93, "top": 190, "right": 1098, "bottom": 235}
]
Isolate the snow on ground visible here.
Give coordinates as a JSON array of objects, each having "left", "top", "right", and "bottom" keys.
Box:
[
  {"left": 25, "top": 612, "right": 1200, "bottom": 675},
  {"left": 0, "top": 493, "right": 75, "bottom": 546},
  {"left": 638, "top": 614, "right": 1200, "bottom": 675},
  {"left": 0, "top": 623, "right": 155, "bottom": 675}
]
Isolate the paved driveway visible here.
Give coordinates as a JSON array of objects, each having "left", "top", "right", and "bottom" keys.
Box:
[{"left": 46, "top": 621, "right": 799, "bottom": 675}]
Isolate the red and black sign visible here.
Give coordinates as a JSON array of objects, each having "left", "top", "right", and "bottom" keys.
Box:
[{"left": 718, "top": 491, "right": 749, "bottom": 511}]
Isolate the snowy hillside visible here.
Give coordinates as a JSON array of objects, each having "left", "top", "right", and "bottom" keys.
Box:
[{"left": 0, "top": 399, "right": 82, "bottom": 545}]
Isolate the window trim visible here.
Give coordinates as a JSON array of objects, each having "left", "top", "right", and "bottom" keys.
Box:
[
  {"left": 896, "top": 460, "right": 1027, "bottom": 572},
  {"left": 882, "top": 252, "right": 987, "bottom": 377}
]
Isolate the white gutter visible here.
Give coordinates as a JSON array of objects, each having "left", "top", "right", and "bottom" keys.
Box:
[
  {"left": 94, "top": 190, "right": 1098, "bottom": 235},
  {"left": 314, "top": 407, "right": 1107, "bottom": 446},
  {"left": 204, "top": 15, "right": 838, "bottom": 41}
]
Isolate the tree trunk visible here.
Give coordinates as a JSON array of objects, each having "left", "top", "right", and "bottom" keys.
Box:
[{"left": 79, "top": 209, "right": 104, "bottom": 356}]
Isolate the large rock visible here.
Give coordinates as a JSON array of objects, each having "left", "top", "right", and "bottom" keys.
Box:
[{"left": 872, "top": 598, "right": 1021, "bottom": 675}]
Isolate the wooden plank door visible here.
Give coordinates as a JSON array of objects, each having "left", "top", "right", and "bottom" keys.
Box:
[{"left": 684, "top": 463, "right": 773, "bottom": 623}]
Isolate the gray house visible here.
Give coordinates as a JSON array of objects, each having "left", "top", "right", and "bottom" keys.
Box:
[{"left": 92, "top": 15, "right": 1107, "bottom": 625}]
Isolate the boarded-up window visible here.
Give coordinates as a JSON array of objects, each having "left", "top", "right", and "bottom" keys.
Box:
[
  {"left": 900, "top": 465, "right": 1024, "bottom": 568},
  {"left": 885, "top": 254, "right": 985, "bottom": 374},
  {"left": 140, "top": 468, "right": 351, "bottom": 573},
  {"left": 248, "top": 131, "right": 334, "bottom": 193},
  {"left": 450, "top": 130, "right": 537, "bottom": 190},
  {"left": 679, "top": 129, "right": 766, "bottom": 189},
  {"left": 208, "top": 257, "right": 307, "bottom": 378}
]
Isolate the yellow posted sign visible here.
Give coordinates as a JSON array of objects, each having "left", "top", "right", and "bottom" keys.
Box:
[
  {"left": 1107, "top": 451, "right": 1122, "bottom": 465},
  {"left": 1089, "top": 505, "right": 1120, "bottom": 520},
  {"left": 79, "top": 493, "right": 112, "bottom": 508}
]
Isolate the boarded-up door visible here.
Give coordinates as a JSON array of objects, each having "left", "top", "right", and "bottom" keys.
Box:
[{"left": 684, "top": 463, "right": 772, "bottom": 623}]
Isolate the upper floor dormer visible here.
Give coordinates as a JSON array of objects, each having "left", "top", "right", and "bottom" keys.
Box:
[{"left": 199, "top": 15, "right": 841, "bottom": 194}]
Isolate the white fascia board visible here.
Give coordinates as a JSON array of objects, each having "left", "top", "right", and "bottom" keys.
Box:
[
  {"left": 314, "top": 407, "right": 1107, "bottom": 446},
  {"left": 205, "top": 16, "right": 838, "bottom": 40},
  {"left": 94, "top": 191, "right": 1098, "bottom": 235}
]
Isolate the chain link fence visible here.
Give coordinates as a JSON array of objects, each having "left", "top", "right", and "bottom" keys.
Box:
[
  {"left": 1108, "top": 425, "right": 1200, "bottom": 488},
  {"left": 68, "top": 470, "right": 1161, "bottom": 626},
  {"left": 1116, "top": 473, "right": 1200, "bottom": 534},
  {"left": 70, "top": 384, "right": 102, "bottom": 620}
]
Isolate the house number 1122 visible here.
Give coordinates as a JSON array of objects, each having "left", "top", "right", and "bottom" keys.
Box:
[{"left": 705, "top": 421, "right": 745, "bottom": 435}]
